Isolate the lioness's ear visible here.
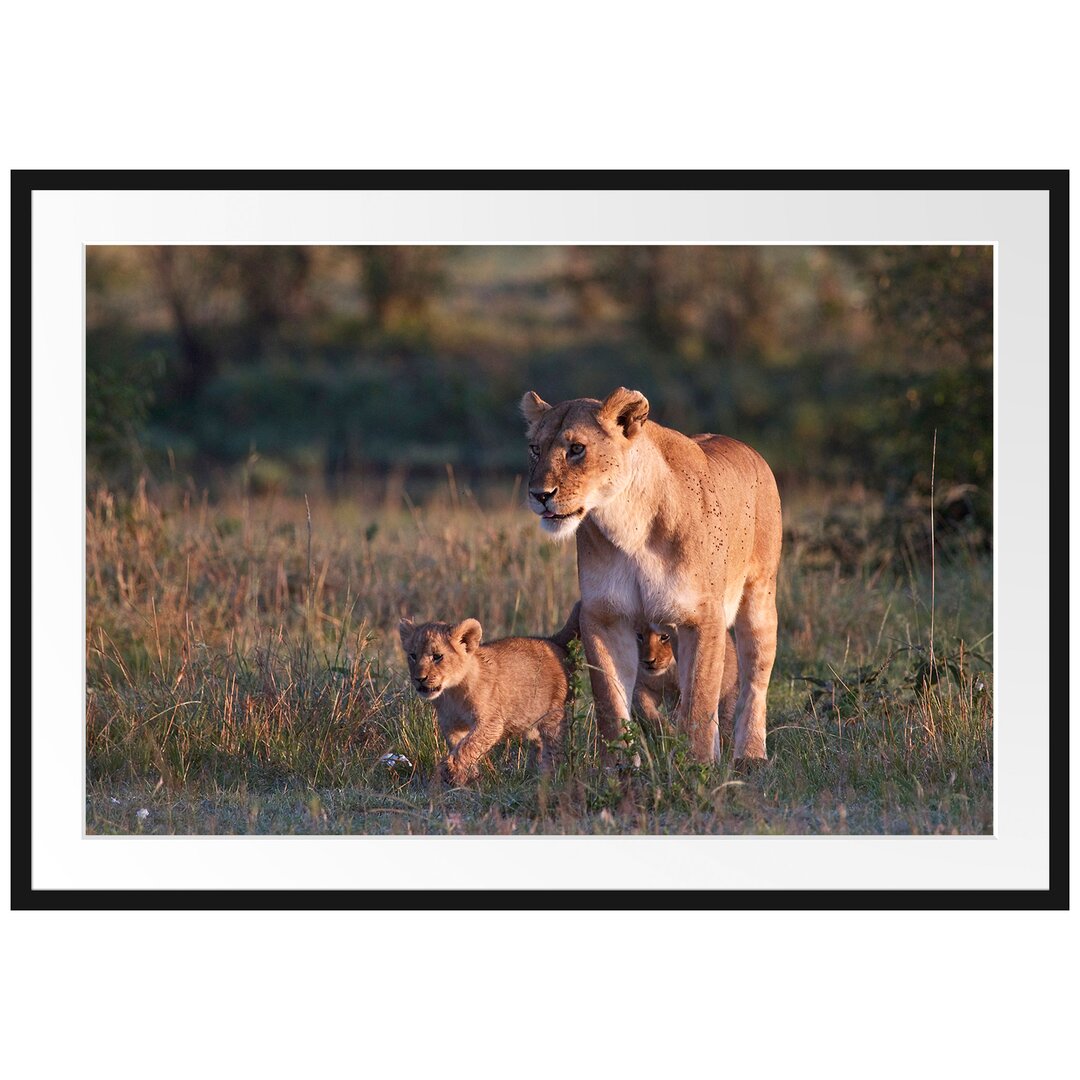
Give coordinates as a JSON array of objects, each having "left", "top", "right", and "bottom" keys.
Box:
[
  {"left": 520, "top": 391, "right": 552, "bottom": 427},
  {"left": 453, "top": 618, "right": 483, "bottom": 654},
  {"left": 600, "top": 387, "right": 650, "bottom": 438},
  {"left": 398, "top": 618, "right": 415, "bottom": 646}
]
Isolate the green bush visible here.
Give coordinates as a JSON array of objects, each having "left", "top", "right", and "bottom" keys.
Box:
[{"left": 86, "top": 326, "right": 161, "bottom": 478}]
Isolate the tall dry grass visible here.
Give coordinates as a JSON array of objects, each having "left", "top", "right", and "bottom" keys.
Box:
[{"left": 86, "top": 479, "right": 993, "bottom": 834}]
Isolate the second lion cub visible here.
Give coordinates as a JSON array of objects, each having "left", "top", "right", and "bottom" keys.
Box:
[
  {"left": 399, "top": 604, "right": 579, "bottom": 785},
  {"left": 634, "top": 625, "right": 740, "bottom": 740}
]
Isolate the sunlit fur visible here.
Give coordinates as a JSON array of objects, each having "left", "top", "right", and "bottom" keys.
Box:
[
  {"left": 521, "top": 386, "right": 782, "bottom": 762},
  {"left": 398, "top": 605, "right": 579, "bottom": 785}
]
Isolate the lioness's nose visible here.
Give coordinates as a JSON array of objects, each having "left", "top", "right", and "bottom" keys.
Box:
[{"left": 531, "top": 487, "right": 557, "bottom": 505}]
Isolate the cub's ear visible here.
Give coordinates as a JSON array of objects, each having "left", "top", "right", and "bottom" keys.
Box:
[
  {"left": 520, "top": 391, "right": 552, "bottom": 427},
  {"left": 452, "top": 618, "right": 483, "bottom": 654},
  {"left": 599, "top": 387, "right": 649, "bottom": 438},
  {"left": 398, "top": 618, "right": 415, "bottom": 646}
]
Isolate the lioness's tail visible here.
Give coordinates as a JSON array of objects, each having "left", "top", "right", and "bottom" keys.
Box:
[{"left": 549, "top": 601, "right": 581, "bottom": 649}]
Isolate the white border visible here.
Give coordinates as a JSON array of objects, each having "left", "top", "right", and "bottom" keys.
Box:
[{"left": 31, "top": 186, "right": 1049, "bottom": 891}]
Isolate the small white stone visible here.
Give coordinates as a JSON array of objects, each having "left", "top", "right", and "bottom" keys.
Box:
[{"left": 136, "top": 808, "right": 150, "bottom": 820}]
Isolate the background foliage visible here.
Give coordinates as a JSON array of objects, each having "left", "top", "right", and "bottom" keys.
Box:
[{"left": 86, "top": 244, "right": 993, "bottom": 541}]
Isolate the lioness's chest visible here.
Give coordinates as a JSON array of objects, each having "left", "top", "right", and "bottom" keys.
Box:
[{"left": 580, "top": 544, "right": 694, "bottom": 623}]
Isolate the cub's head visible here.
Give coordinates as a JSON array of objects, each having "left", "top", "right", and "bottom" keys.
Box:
[
  {"left": 519, "top": 387, "right": 650, "bottom": 540},
  {"left": 398, "top": 617, "right": 482, "bottom": 700},
  {"left": 636, "top": 624, "right": 676, "bottom": 675}
]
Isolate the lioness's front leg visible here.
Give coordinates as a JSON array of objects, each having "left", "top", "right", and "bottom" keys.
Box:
[
  {"left": 579, "top": 608, "right": 639, "bottom": 760},
  {"left": 674, "top": 617, "right": 728, "bottom": 762}
]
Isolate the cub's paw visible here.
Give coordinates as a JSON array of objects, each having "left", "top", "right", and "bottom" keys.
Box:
[{"left": 440, "top": 757, "right": 478, "bottom": 787}]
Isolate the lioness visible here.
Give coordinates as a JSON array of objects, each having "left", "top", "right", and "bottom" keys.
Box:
[
  {"left": 633, "top": 624, "right": 739, "bottom": 739},
  {"left": 521, "top": 387, "right": 781, "bottom": 761},
  {"left": 398, "top": 605, "right": 579, "bottom": 785}
]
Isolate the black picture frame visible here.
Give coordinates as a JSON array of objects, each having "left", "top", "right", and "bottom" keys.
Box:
[{"left": 9, "top": 169, "right": 1069, "bottom": 911}]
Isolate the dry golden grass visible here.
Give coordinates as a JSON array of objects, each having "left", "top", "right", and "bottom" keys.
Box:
[{"left": 86, "top": 478, "right": 993, "bottom": 835}]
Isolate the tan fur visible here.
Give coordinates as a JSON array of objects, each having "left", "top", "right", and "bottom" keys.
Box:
[
  {"left": 398, "top": 604, "right": 579, "bottom": 785},
  {"left": 633, "top": 625, "right": 739, "bottom": 741},
  {"left": 521, "top": 387, "right": 782, "bottom": 761}
]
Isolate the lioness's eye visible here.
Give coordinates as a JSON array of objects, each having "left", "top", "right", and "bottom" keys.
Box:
[
  {"left": 432, "top": 653, "right": 443, "bottom": 663},
  {"left": 569, "top": 443, "right": 585, "bottom": 457},
  {"left": 529, "top": 444, "right": 540, "bottom": 458},
  {"left": 660, "top": 634, "right": 669, "bottom": 643},
  {"left": 635, "top": 632, "right": 643, "bottom": 643}
]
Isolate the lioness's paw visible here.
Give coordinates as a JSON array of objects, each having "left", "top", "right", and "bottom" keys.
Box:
[{"left": 732, "top": 756, "right": 769, "bottom": 776}]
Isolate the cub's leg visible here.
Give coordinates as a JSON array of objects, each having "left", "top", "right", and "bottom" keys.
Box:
[
  {"left": 579, "top": 609, "right": 639, "bottom": 761},
  {"left": 674, "top": 616, "right": 728, "bottom": 762},
  {"left": 442, "top": 718, "right": 505, "bottom": 785},
  {"left": 523, "top": 728, "right": 543, "bottom": 770},
  {"left": 439, "top": 719, "right": 471, "bottom": 752},
  {"left": 731, "top": 577, "right": 778, "bottom": 760},
  {"left": 535, "top": 707, "right": 566, "bottom": 772},
  {"left": 633, "top": 683, "right": 665, "bottom": 734}
]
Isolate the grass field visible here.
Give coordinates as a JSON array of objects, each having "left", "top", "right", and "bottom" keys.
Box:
[{"left": 85, "top": 478, "right": 993, "bottom": 835}]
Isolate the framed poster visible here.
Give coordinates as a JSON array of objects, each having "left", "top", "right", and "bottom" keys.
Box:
[{"left": 9, "top": 170, "right": 1067, "bottom": 908}]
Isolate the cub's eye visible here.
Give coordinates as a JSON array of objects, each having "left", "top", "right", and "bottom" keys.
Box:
[
  {"left": 528, "top": 444, "right": 541, "bottom": 458},
  {"left": 660, "top": 634, "right": 670, "bottom": 643},
  {"left": 432, "top": 653, "right": 443, "bottom": 663},
  {"left": 635, "top": 632, "right": 644, "bottom": 643},
  {"left": 408, "top": 653, "right": 417, "bottom": 661},
  {"left": 568, "top": 443, "right": 585, "bottom": 458}
]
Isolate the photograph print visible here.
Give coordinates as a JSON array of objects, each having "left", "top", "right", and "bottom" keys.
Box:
[{"left": 84, "top": 241, "right": 995, "bottom": 838}]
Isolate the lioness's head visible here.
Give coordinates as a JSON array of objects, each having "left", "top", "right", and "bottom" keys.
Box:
[
  {"left": 519, "top": 387, "right": 650, "bottom": 540},
  {"left": 636, "top": 624, "right": 675, "bottom": 675},
  {"left": 398, "top": 617, "right": 483, "bottom": 700}
]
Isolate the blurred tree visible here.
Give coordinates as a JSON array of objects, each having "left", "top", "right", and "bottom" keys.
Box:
[
  {"left": 699, "top": 247, "right": 787, "bottom": 360},
  {"left": 845, "top": 245, "right": 992, "bottom": 369},
  {"left": 842, "top": 246, "right": 994, "bottom": 542},
  {"left": 149, "top": 247, "right": 237, "bottom": 403},
  {"left": 565, "top": 246, "right": 689, "bottom": 349},
  {"left": 352, "top": 246, "right": 446, "bottom": 331},
  {"left": 234, "top": 246, "right": 313, "bottom": 358},
  {"left": 563, "top": 246, "right": 792, "bottom": 360},
  {"left": 86, "top": 325, "right": 160, "bottom": 476}
]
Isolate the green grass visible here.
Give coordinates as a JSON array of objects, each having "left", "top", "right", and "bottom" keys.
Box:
[{"left": 85, "top": 480, "right": 993, "bottom": 835}]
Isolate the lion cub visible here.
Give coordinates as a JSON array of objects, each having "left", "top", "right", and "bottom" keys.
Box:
[
  {"left": 633, "top": 625, "right": 740, "bottom": 738},
  {"left": 399, "top": 604, "right": 579, "bottom": 785}
]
